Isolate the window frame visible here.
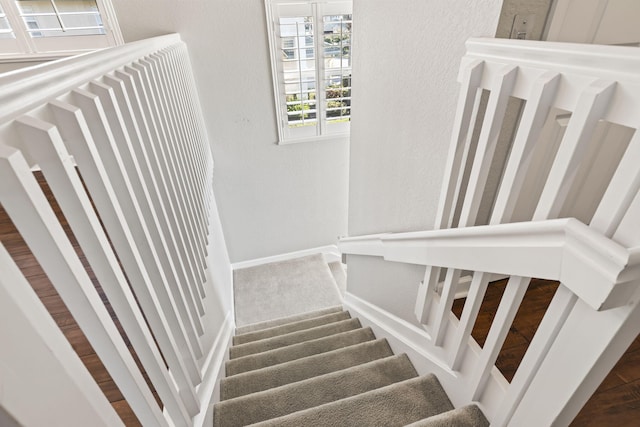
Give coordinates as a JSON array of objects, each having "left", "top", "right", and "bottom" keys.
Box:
[
  {"left": 0, "top": 0, "right": 123, "bottom": 63},
  {"left": 265, "top": 0, "right": 352, "bottom": 145}
]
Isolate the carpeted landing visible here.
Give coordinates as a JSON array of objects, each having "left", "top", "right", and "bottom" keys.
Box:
[
  {"left": 214, "top": 307, "right": 489, "bottom": 426},
  {"left": 233, "top": 254, "right": 343, "bottom": 327}
]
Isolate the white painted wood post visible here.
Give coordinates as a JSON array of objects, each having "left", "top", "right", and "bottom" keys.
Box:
[
  {"left": 48, "top": 100, "right": 202, "bottom": 385},
  {"left": 102, "top": 72, "right": 205, "bottom": 316},
  {"left": 87, "top": 80, "right": 205, "bottom": 334},
  {"left": 508, "top": 293, "right": 640, "bottom": 426},
  {"left": 130, "top": 61, "right": 208, "bottom": 285},
  {"left": 14, "top": 115, "right": 197, "bottom": 424},
  {"left": 0, "top": 33, "right": 221, "bottom": 427},
  {"left": 0, "top": 145, "right": 168, "bottom": 427},
  {"left": 0, "top": 242, "right": 124, "bottom": 427},
  {"left": 116, "top": 66, "right": 207, "bottom": 288},
  {"left": 415, "top": 60, "right": 484, "bottom": 324}
]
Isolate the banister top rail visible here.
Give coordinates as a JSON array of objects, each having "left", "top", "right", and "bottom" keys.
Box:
[
  {"left": 0, "top": 33, "right": 182, "bottom": 124},
  {"left": 339, "top": 218, "right": 640, "bottom": 311},
  {"left": 464, "top": 37, "right": 640, "bottom": 81},
  {"left": 462, "top": 38, "right": 640, "bottom": 129}
]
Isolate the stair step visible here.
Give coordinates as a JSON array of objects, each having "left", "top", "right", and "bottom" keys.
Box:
[
  {"left": 233, "top": 310, "right": 351, "bottom": 345},
  {"left": 248, "top": 374, "right": 454, "bottom": 427},
  {"left": 229, "top": 318, "right": 361, "bottom": 359},
  {"left": 235, "top": 306, "right": 343, "bottom": 335},
  {"left": 405, "top": 404, "right": 489, "bottom": 427},
  {"left": 221, "top": 338, "right": 394, "bottom": 400},
  {"left": 225, "top": 327, "right": 375, "bottom": 376},
  {"left": 214, "top": 354, "right": 417, "bottom": 427}
]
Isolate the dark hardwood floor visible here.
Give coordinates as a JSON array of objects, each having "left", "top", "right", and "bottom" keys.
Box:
[
  {"left": 0, "top": 172, "right": 147, "bottom": 426},
  {"left": 452, "top": 278, "right": 640, "bottom": 426},
  {"left": 1, "top": 171, "right": 638, "bottom": 426}
]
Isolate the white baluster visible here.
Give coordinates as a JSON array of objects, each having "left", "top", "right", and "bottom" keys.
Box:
[
  {"left": 130, "top": 61, "right": 208, "bottom": 284},
  {"left": 47, "top": 100, "right": 202, "bottom": 384},
  {"left": 120, "top": 65, "right": 207, "bottom": 288},
  {"left": 432, "top": 65, "right": 519, "bottom": 345},
  {"left": 137, "top": 58, "right": 207, "bottom": 263},
  {"left": 14, "top": 116, "right": 197, "bottom": 423},
  {"left": 449, "top": 71, "right": 561, "bottom": 369},
  {"left": 533, "top": 80, "right": 617, "bottom": 221},
  {"left": 415, "top": 59, "right": 484, "bottom": 323},
  {"left": 103, "top": 72, "right": 203, "bottom": 315},
  {"left": 88, "top": 80, "right": 205, "bottom": 328},
  {"left": 0, "top": 145, "right": 168, "bottom": 427},
  {"left": 66, "top": 88, "right": 204, "bottom": 356},
  {"left": 0, "top": 242, "right": 123, "bottom": 427},
  {"left": 591, "top": 131, "right": 640, "bottom": 238}
]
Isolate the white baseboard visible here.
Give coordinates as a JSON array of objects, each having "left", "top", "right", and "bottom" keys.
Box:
[
  {"left": 193, "top": 312, "right": 234, "bottom": 427},
  {"left": 342, "top": 292, "right": 453, "bottom": 376},
  {"left": 231, "top": 245, "right": 341, "bottom": 270},
  {"left": 342, "top": 291, "right": 508, "bottom": 421}
]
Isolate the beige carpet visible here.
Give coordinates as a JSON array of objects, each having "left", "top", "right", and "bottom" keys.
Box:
[
  {"left": 215, "top": 309, "right": 490, "bottom": 427},
  {"left": 233, "top": 254, "right": 342, "bottom": 327}
]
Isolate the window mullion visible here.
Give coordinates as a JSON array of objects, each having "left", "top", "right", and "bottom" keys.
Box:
[
  {"left": 313, "top": 2, "right": 326, "bottom": 137},
  {"left": 48, "top": 0, "right": 67, "bottom": 32},
  {"left": 0, "top": 0, "right": 122, "bottom": 60},
  {"left": 266, "top": 0, "right": 350, "bottom": 144},
  {"left": 2, "top": 0, "right": 34, "bottom": 53}
]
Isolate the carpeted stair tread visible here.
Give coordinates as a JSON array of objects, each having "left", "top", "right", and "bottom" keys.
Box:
[
  {"left": 248, "top": 374, "right": 454, "bottom": 427},
  {"left": 221, "top": 338, "right": 394, "bottom": 400},
  {"left": 229, "top": 318, "right": 362, "bottom": 359},
  {"left": 233, "top": 311, "right": 351, "bottom": 345},
  {"left": 214, "top": 354, "right": 417, "bottom": 427},
  {"left": 404, "top": 404, "right": 489, "bottom": 427},
  {"left": 225, "top": 327, "right": 376, "bottom": 376},
  {"left": 235, "top": 306, "right": 343, "bottom": 335}
]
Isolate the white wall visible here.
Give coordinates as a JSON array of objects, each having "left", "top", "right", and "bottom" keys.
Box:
[
  {"left": 546, "top": 0, "right": 640, "bottom": 45},
  {"left": 348, "top": 0, "right": 503, "bottom": 236},
  {"left": 111, "top": 0, "right": 349, "bottom": 263},
  {"left": 347, "top": 0, "right": 502, "bottom": 317}
]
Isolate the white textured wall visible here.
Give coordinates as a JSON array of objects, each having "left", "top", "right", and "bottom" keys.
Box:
[
  {"left": 547, "top": 0, "right": 640, "bottom": 44},
  {"left": 112, "top": 0, "right": 349, "bottom": 263},
  {"left": 349, "top": 0, "right": 502, "bottom": 236},
  {"left": 347, "top": 0, "right": 502, "bottom": 318}
]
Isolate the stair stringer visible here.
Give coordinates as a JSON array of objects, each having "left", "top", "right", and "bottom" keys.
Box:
[
  {"left": 199, "top": 314, "right": 234, "bottom": 425},
  {"left": 343, "top": 291, "right": 507, "bottom": 423}
]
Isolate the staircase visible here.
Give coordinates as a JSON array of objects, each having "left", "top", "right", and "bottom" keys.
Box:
[
  {"left": 2, "top": 33, "right": 640, "bottom": 427},
  {"left": 214, "top": 307, "right": 489, "bottom": 426}
]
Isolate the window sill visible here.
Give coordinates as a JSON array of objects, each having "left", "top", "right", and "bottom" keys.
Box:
[{"left": 278, "top": 133, "right": 350, "bottom": 145}]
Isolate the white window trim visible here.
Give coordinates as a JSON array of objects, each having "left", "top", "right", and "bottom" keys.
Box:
[
  {"left": 265, "top": 0, "right": 352, "bottom": 145},
  {"left": 0, "top": 0, "right": 123, "bottom": 63}
]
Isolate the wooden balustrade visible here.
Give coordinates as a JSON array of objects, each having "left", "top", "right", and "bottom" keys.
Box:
[
  {"left": 0, "top": 34, "right": 220, "bottom": 426},
  {"left": 340, "top": 38, "right": 640, "bottom": 426}
]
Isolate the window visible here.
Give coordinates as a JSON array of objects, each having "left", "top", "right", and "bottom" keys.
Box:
[
  {"left": 266, "top": 0, "right": 352, "bottom": 144},
  {"left": 0, "top": 0, "right": 122, "bottom": 61}
]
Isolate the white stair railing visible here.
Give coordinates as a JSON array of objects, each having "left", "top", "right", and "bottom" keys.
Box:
[
  {"left": 0, "top": 34, "right": 221, "bottom": 427},
  {"left": 340, "top": 38, "right": 640, "bottom": 426}
]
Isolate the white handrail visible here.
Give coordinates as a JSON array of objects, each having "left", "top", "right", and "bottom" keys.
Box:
[
  {"left": 464, "top": 38, "right": 640, "bottom": 84},
  {"left": 340, "top": 219, "right": 640, "bottom": 311},
  {"left": 0, "top": 34, "right": 181, "bottom": 124}
]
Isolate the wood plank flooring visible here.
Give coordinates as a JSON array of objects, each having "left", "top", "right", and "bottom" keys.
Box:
[
  {"left": 452, "top": 278, "right": 640, "bottom": 426},
  {"left": 1, "top": 170, "right": 639, "bottom": 426},
  {"left": 0, "top": 172, "right": 147, "bottom": 426}
]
